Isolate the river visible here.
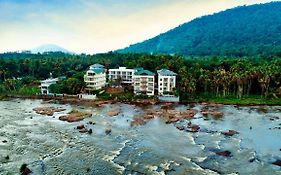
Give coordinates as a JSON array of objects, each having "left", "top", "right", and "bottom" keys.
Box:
[{"left": 0, "top": 99, "right": 280, "bottom": 175}]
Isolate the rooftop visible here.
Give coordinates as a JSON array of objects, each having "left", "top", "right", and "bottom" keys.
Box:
[
  {"left": 88, "top": 68, "right": 105, "bottom": 74},
  {"left": 90, "top": 63, "right": 104, "bottom": 69},
  {"left": 157, "top": 69, "right": 177, "bottom": 76},
  {"left": 134, "top": 69, "right": 155, "bottom": 76}
]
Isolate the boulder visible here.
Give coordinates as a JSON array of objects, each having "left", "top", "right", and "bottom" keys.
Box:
[
  {"left": 272, "top": 160, "right": 281, "bottom": 166},
  {"left": 105, "top": 129, "right": 112, "bottom": 135},
  {"left": 222, "top": 130, "right": 239, "bottom": 136},
  {"left": 33, "top": 107, "right": 65, "bottom": 116},
  {"left": 201, "top": 110, "right": 224, "bottom": 117},
  {"left": 88, "top": 129, "right": 93, "bottom": 134},
  {"left": 76, "top": 125, "right": 85, "bottom": 130},
  {"left": 59, "top": 111, "right": 91, "bottom": 122},
  {"left": 187, "top": 124, "right": 200, "bottom": 132},
  {"left": 216, "top": 151, "right": 231, "bottom": 157},
  {"left": 131, "top": 118, "right": 146, "bottom": 126},
  {"left": 176, "top": 125, "right": 185, "bottom": 131},
  {"left": 107, "top": 109, "right": 120, "bottom": 117},
  {"left": 79, "top": 128, "right": 88, "bottom": 133},
  {"left": 20, "top": 164, "right": 32, "bottom": 175}
]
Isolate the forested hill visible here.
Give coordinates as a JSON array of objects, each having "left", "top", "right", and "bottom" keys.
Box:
[{"left": 118, "top": 2, "right": 281, "bottom": 57}]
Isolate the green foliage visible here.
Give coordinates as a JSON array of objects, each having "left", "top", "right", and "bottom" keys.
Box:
[
  {"left": 0, "top": 51, "right": 281, "bottom": 104},
  {"left": 119, "top": 2, "right": 281, "bottom": 57}
]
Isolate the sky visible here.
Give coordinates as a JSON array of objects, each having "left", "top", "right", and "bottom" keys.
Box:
[{"left": 0, "top": 0, "right": 276, "bottom": 54}]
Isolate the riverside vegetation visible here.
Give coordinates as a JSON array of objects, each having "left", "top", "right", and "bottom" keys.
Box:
[{"left": 0, "top": 52, "right": 281, "bottom": 105}]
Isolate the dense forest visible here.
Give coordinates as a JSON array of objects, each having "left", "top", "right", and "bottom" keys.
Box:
[
  {"left": 0, "top": 52, "right": 281, "bottom": 103},
  {"left": 119, "top": 2, "right": 281, "bottom": 57}
]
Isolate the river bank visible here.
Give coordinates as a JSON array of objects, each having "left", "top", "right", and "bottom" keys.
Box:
[{"left": 2, "top": 93, "right": 281, "bottom": 107}]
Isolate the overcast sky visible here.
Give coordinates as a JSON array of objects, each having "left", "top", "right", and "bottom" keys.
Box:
[{"left": 0, "top": 0, "right": 276, "bottom": 54}]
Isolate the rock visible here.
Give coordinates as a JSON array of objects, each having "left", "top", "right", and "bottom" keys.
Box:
[
  {"left": 176, "top": 126, "right": 185, "bottom": 131},
  {"left": 257, "top": 107, "right": 268, "bottom": 113},
  {"left": 187, "top": 124, "right": 200, "bottom": 132},
  {"left": 20, "top": 164, "right": 32, "bottom": 175},
  {"left": 2, "top": 140, "right": 7, "bottom": 143},
  {"left": 105, "top": 129, "right": 112, "bottom": 135},
  {"left": 33, "top": 107, "right": 65, "bottom": 116},
  {"left": 107, "top": 109, "right": 120, "bottom": 117},
  {"left": 269, "top": 116, "right": 279, "bottom": 121},
  {"left": 131, "top": 118, "right": 146, "bottom": 126},
  {"left": 88, "top": 129, "right": 93, "bottom": 134},
  {"left": 76, "top": 125, "right": 85, "bottom": 130},
  {"left": 161, "top": 103, "right": 175, "bottom": 110},
  {"left": 59, "top": 110, "right": 91, "bottom": 122},
  {"left": 250, "top": 126, "right": 252, "bottom": 130},
  {"left": 249, "top": 158, "right": 255, "bottom": 163},
  {"left": 201, "top": 110, "right": 224, "bottom": 117},
  {"left": 222, "top": 130, "right": 239, "bottom": 136},
  {"left": 216, "top": 151, "right": 231, "bottom": 157},
  {"left": 165, "top": 117, "right": 179, "bottom": 124},
  {"left": 5, "top": 155, "right": 9, "bottom": 160},
  {"left": 272, "top": 160, "right": 281, "bottom": 166},
  {"left": 79, "top": 128, "right": 88, "bottom": 133}
]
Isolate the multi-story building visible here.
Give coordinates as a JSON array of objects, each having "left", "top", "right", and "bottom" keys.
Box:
[
  {"left": 84, "top": 64, "right": 106, "bottom": 92},
  {"left": 40, "top": 78, "right": 59, "bottom": 95},
  {"left": 133, "top": 69, "right": 155, "bottom": 96},
  {"left": 108, "top": 67, "right": 135, "bottom": 84},
  {"left": 157, "top": 69, "right": 177, "bottom": 96}
]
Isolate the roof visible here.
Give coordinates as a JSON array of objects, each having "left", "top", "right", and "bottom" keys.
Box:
[
  {"left": 88, "top": 68, "right": 105, "bottom": 74},
  {"left": 134, "top": 70, "right": 155, "bottom": 76},
  {"left": 90, "top": 63, "right": 104, "bottom": 69},
  {"left": 134, "top": 67, "right": 144, "bottom": 71},
  {"left": 157, "top": 69, "right": 177, "bottom": 76}
]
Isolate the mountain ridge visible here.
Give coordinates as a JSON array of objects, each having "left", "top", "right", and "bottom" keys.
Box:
[
  {"left": 31, "top": 44, "right": 71, "bottom": 54},
  {"left": 118, "top": 2, "right": 281, "bottom": 57}
]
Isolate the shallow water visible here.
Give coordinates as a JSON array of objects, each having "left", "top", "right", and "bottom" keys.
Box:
[{"left": 0, "top": 99, "right": 280, "bottom": 175}]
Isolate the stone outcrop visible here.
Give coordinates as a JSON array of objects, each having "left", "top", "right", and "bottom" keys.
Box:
[
  {"left": 59, "top": 110, "right": 91, "bottom": 122},
  {"left": 222, "top": 130, "right": 239, "bottom": 136},
  {"left": 201, "top": 109, "right": 224, "bottom": 117},
  {"left": 33, "top": 107, "right": 65, "bottom": 116},
  {"left": 20, "top": 164, "right": 32, "bottom": 175},
  {"left": 107, "top": 109, "right": 120, "bottom": 117},
  {"left": 216, "top": 150, "right": 231, "bottom": 157},
  {"left": 272, "top": 160, "right": 281, "bottom": 166}
]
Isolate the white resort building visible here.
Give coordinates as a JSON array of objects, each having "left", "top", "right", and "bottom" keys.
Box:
[
  {"left": 40, "top": 78, "right": 59, "bottom": 95},
  {"left": 133, "top": 69, "right": 155, "bottom": 96},
  {"left": 108, "top": 67, "right": 135, "bottom": 85},
  {"left": 157, "top": 69, "right": 177, "bottom": 96},
  {"left": 84, "top": 64, "right": 106, "bottom": 92}
]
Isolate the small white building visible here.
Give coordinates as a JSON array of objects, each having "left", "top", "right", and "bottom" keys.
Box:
[
  {"left": 40, "top": 78, "right": 59, "bottom": 95},
  {"left": 84, "top": 64, "right": 106, "bottom": 92},
  {"left": 133, "top": 69, "right": 155, "bottom": 96},
  {"left": 108, "top": 67, "right": 135, "bottom": 84},
  {"left": 157, "top": 69, "right": 177, "bottom": 96}
]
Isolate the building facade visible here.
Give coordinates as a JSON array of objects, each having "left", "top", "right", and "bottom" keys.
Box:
[
  {"left": 133, "top": 69, "right": 155, "bottom": 96},
  {"left": 157, "top": 69, "right": 177, "bottom": 96},
  {"left": 84, "top": 64, "right": 106, "bottom": 92},
  {"left": 108, "top": 67, "right": 135, "bottom": 85},
  {"left": 40, "top": 78, "right": 59, "bottom": 95}
]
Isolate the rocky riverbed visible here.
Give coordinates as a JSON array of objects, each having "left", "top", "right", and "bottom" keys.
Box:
[{"left": 0, "top": 99, "right": 280, "bottom": 174}]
